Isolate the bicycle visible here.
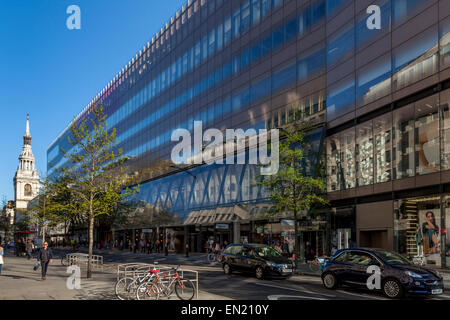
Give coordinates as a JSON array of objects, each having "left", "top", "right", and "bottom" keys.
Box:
[
  {"left": 115, "top": 265, "right": 160, "bottom": 300},
  {"left": 308, "top": 256, "right": 329, "bottom": 273},
  {"left": 136, "top": 265, "right": 195, "bottom": 300},
  {"left": 207, "top": 251, "right": 223, "bottom": 263}
]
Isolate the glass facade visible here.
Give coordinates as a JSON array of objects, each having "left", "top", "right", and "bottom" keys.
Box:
[{"left": 47, "top": 0, "right": 450, "bottom": 258}]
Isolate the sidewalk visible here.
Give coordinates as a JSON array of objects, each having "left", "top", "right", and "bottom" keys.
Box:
[{"left": 0, "top": 254, "right": 231, "bottom": 300}]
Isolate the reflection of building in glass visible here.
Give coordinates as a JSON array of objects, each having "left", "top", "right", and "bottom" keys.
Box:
[{"left": 46, "top": 0, "right": 450, "bottom": 266}]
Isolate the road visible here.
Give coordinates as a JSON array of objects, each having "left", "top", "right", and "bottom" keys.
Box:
[{"left": 52, "top": 248, "right": 450, "bottom": 301}]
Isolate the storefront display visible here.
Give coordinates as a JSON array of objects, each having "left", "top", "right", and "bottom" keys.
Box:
[{"left": 395, "top": 196, "right": 442, "bottom": 267}]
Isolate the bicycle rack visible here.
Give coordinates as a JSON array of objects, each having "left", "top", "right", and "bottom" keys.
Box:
[
  {"left": 64, "top": 253, "right": 104, "bottom": 270},
  {"left": 116, "top": 263, "right": 199, "bottom": 300}
]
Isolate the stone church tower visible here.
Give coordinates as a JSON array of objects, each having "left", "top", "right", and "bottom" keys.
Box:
[{"left": 14, "top": 114, "right": 40, "bottom": 210}]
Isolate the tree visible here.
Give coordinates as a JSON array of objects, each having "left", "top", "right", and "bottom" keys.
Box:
[
  {"left": 257, "top": 121, "right": 328, "bottom": 267},
  {"left": 58, "top": 103, "right": 138, "bottom": 278},
  {"left": 23, "top": 177, "right": 61, "bottom": 244}
]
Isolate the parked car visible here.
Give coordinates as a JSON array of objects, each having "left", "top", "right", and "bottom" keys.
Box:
[
  {"left": 321, "top": 248, "right": 444, "bottom": 299},
  {"left": 222, "top": 243, "right": 294, "bottom": 279}
]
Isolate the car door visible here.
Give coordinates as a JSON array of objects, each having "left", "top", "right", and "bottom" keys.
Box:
[
  {"left": 346, "top": 251, "right": 379, "bottom": 286},
  {"left": 239, "top": 246, "right": 257, "bottom": 272},
  {"left": 230, "top": 245, "right": 243, "bottom": 270},
  {"left": 330, "top": 251, "right": 354, "bottom": 283}
]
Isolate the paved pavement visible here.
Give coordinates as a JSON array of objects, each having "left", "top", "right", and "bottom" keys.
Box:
[
  {"left": 2, "top": 247, "right": 450, "bottom": 300},
  {"left": 0, "top": 251, "right": 230, "bottom": 300}
]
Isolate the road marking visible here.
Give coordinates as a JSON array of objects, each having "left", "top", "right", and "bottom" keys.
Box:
[
  {"left": 268, "top": 294, "right": 326, "bottom": 300},
  {"left": 251, "top": 282, "right": 336, "bottom": 298},
  {"left": 336, "top": 290, "right": 387, "bottom": 300}
]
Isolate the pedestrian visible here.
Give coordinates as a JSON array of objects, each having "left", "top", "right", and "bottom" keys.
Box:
[
  {"left": 164, "top": 240, "right": 169, "bottom": 256},
  {"left": 156, "top": 239, "right": 160, "bottom": 253},
  {"left": 140, "top": 240, "right": 145, "bottom": 253},
  {"left": 26, "top": 239, "right": 33, "bottom": 260},
  {"left": 0, "top": 244, "right": 4, "bottom": 275},
  {"left": 37, "top": 242, "right": 53, "bottom": 280},
  {"left": 185, "top": 241, "right": 189, "bottom": 257},
  {"left": 214, "top": 242, "right": 220, "bottom": 254},
  {"left": 128, "top": 239, "right": 132, "bottom": 252}
]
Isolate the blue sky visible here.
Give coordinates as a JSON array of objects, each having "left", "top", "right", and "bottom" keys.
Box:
[{"left": 0, "top": 0, "right": 185, "bottom": 201}]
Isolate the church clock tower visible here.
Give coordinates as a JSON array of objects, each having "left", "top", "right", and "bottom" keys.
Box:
[{"left": 14, "top": 114, "right": 40, "bottom": 210}]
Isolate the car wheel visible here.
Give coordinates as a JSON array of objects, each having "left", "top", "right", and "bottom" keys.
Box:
[
  {"left": 322, "top": 272, "right": 338, "bottom": 290},
  {"left": 223, "top": 263, "right": 232, "bottom": 275},
  {"left": 382, "top": 279, "right": 404, "bottom": 299},
  {"left": 255, "top": 266, "right": 264, "bottom": 280}
]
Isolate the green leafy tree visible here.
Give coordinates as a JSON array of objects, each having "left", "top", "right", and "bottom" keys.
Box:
[
  {"left": 23, "top": 177, "right": 62, "bottom": 244},
  {"left": 59, "top": 103, "right": 139, "bottom": 278},
  {"left": 258, "top": 121, "right": 328, "bottom": 266}
]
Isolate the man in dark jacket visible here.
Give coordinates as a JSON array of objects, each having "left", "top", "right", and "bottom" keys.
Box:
[{"left": 37, "top": 242, "right": 53, "bottom": 280}]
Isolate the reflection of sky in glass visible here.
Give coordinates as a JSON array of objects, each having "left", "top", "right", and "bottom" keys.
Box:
[
  {"left": 393, "top": 0, "right": 423, "bottom": 24},
  {"left": 327, "top": 25, "right": 354, "bottom": 67},
  {"left": 327, "top": 78, "right": 355, "bottom": 120}
]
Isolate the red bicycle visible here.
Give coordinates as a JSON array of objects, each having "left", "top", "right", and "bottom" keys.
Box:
[{"left": 136, "top": 265, "right": 195, "bottom": 300}]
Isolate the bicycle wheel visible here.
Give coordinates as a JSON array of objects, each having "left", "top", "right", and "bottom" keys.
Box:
[
  {"left": 175, "top": 280, "right": 195, "bottom": 300},
  {"left": 136, "top": 282, "right": 160, "bottom": 300},
  {"left": 115, "top": 277, "right": 137, "bottom": 300},
  {"left": 309, "top": 261, "right": 321, "bottom": 273}
]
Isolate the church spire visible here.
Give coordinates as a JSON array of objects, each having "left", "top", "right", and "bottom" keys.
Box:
[
  {"left": 25, "top": 114, "right": 30, "bottom": 137},
  {"left": 24, "top": 114, "right": 31, "bottom": 145}
]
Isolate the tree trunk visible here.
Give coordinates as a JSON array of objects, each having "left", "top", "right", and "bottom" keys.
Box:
[
  {"left": 42, "top": 224, "right": 46, "bottom": 245},
  {"left": 294, "top": 209, "right": 299, "bottom": 269},
  {"left": 88, "top": 213, "right": 94, "bottom": 279}
]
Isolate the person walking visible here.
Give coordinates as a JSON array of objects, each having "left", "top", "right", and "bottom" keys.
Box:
[
  {"left": 164, "top": 239, "right": 169, "bottom": 256},
  {"left": 0, "top": 244, "right": 4, "bottom": 275},
  {"left": 26, "top": 240, "right": 33, "bottom": 260},
  {"left": 185, "top": 241, "right": 189, "bottom": 258},
  {"left": 37, "top": 242, "right": 53, "bottom": 280}
]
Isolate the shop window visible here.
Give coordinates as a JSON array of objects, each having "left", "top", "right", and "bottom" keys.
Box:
[
  {"left": 441, "top": 90, "right": 450, "bottom": 170},
  {"left": 356, "top": 121, "right": 373, "bottom": 186},
  {"left": 374, "top": 113, "right": 392, "bottom": 183},
  {"left": 326, "top": 128, "right": 356, "bottom": 191},
  {"left": 393, "top": 104, "right": 415, "bottom": 179},
  {"left": 415, "top": 95, "right": 439, "bottom": 175},
  {"left": 394, "top": 196, "right": 442, "bottom": 266}
]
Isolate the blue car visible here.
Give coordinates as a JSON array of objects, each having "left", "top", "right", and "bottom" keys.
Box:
[{"left": 321, "top": 248, "right": 444, "bottom": 299}]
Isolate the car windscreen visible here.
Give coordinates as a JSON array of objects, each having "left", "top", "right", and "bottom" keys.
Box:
[
  {"left": 253, "top": 246, "right": 282, "bottom": 258},
  {"left": 373, "top": 250, "right": 411, "bottom": 265}
]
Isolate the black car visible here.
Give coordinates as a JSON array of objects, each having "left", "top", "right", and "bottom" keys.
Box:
[
  {"left": 321, "top": 248, "right": 444, "bottom": 299},
  {"left": 221, "top": 243, "right": 293, "bottom": 279}
]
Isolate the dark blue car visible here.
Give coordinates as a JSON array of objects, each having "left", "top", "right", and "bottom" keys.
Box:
[{"left": 321, "top": 248, "right": 444, "bottom": 299}]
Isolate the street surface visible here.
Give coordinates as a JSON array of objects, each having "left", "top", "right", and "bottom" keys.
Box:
[{"left": 1, "top": 247, "right": 449, "bottom": 300}]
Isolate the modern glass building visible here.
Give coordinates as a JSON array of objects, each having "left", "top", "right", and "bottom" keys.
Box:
[{"left": 47, "top": 0, "right": 450, "bottom": 267}]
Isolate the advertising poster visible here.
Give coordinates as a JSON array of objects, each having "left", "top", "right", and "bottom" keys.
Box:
[{"left": 419, "top": 209, "right": 441, "bottom": 265}]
